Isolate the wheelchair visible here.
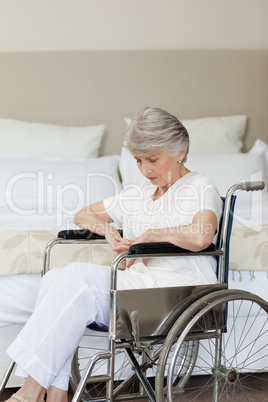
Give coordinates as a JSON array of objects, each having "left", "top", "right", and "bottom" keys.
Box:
[{"left": 1, "top": 181, "right": 267, "bottom": 401}]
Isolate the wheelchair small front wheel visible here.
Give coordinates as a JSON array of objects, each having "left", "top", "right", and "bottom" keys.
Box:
[{"left": 155, "top": 289, "right": 268, "bottom": 401}]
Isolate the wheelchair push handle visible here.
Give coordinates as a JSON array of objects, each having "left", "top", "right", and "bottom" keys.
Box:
[
  {"left": 227, "top": 180, "right": 265, "bottom": 197},
  {"left": 241, "top": 181, "right": 265, "bottom": 192}
]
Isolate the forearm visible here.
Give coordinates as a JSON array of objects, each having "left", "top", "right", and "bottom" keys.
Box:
[
  {"left": 132, "top": 210, "right": 217, "bottom": 252},
  {"left": 74, "top": 205, "right": 130, "bottom": 266},
  {"left": 74, "top": 206, "right": 116, "bottom": 237},
  {"left": 148, "top": 224, "right": 214, "bottom": 252}
]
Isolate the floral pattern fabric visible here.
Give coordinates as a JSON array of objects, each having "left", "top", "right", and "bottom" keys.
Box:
[{"left": 0, "top": 226, "right": 267, "bottom": 277}]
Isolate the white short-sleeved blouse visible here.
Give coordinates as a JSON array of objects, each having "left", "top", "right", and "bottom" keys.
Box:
[{"left": 103, "top": 172, "right": 222, "bottom": 287}]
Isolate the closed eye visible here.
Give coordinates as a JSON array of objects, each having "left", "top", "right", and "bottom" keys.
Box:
[{"left": 134, "top": 157, "right": 158, "bottom": 164}]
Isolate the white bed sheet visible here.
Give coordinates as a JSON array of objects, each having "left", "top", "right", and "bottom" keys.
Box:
[
  {"left": 0, "top": 324, "right": 25, "bottom": 387},
  {"left": 0, "top": 274, "right": 41, "bottom": 328}
]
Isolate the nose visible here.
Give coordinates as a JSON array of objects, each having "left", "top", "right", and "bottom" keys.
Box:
[{"left": 139, "top": 161, "right": 152, "bottom": 177}]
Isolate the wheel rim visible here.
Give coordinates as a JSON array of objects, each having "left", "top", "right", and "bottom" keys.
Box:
[{"left": 156, "top": 290, "right": 268, "bottom": 401}]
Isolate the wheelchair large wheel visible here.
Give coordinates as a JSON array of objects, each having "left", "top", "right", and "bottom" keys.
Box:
[
  {"left": 155, "top": 289, "right": 268, "bottom": 401},
  {"left": 70, "top": 327, "right": 164, "bottom": 401}
]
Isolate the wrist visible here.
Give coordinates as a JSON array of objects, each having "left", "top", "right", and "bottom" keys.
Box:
[
  {"left": 145, "top": 228, "right": 157, "bottom": 242},
  {"left": 149, "top": 228, "right": 167, "bottom": 243},
  {"left": 104, "top": 224, "right": 117, "bottom": 238}
]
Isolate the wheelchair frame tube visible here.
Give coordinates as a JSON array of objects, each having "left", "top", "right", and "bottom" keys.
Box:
[
  {"left": 108, "top": 252, "right": 129, "bottom": 401},
  {"left": 0, "top": 360, "right": 15, "bottom": 393},
  {"left": 108, "top": 249, "right": 223, "bottom": 401},
  {"left": 43, "top": 238, "right": 107, "bottom": 275},
  {"left": 217, "top": 181, "right": 264, "bottom": 284}
]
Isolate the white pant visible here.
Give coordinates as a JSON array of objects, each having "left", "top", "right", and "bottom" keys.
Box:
[
  {"left": 7, "top": 262, "right": 158, "bottom": 390},
  {"left": 7, "top": 258, "right": 216, "bottom": 390}
]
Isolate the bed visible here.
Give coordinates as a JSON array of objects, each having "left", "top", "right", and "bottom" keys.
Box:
[{"left": 0, "top": 49, "right": 267, "bottom": 387}]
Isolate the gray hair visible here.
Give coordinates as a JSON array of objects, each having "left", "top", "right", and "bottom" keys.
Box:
[{"left": 124, "top": 107, "right": 189, "bottom": 163}]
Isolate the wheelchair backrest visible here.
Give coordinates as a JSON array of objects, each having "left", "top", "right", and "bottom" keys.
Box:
[{"left": 217, "top": 195, "right": 237, "bottom": 284}]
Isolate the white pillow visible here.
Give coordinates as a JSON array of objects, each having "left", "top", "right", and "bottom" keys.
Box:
[
  {"left": 119, "top": 147, "right": 145, "bottom": 188},
  {"left": 119, "top": 146, "right": 267, "bottom": 227},
  {"left": 187, "top": 151, "right": 267, "bottom": 227},
  {"left": 186, "top": 152, "right": 267, "bottom": 197},
  {"left": 0, "top": 155, "right": 121, "bottom": 230},
  {"left": 124, "top": 115, "right": 247, "bottom": 154},
  {"left": 249, "top": 139, "right": 268, "bottom": 178},
  {"left": 0, "top": 118, "right": 105, "bottom": 159},
  {"left": 120, "top": 145, "right": 267, "bottom": 193}
]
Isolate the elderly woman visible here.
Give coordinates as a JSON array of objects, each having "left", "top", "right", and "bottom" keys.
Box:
[{"left": 6, "top": 107, "right": 222, "bottom": 402}]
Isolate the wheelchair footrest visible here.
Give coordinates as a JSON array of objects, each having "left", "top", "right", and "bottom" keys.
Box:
[{"left": 86, "top": 374, "right": 111, "bottom": 384}]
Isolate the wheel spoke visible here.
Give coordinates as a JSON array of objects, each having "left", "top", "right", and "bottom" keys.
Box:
[{"left": 155, "top": 291, "right": 268, "bottom": 401}]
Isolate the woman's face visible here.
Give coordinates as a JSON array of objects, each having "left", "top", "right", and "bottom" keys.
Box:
[{"left": 134, "top": 151, "right": 185, "bottom": 189}]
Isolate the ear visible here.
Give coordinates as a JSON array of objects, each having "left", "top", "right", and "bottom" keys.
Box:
[{"left": 177, "top": 150, "right": 186, "bottom": 163}]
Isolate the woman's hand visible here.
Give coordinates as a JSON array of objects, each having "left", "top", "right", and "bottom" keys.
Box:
[
  {"left": 106, "top": 230, "right": 152, "bottom": 269},
  {"left": 131, "top": 229, "right": 155, "bottom": 245},
  {"left": 105, "top": 229, "right": 131, "bottom": 269},
  {"left": 124, "top": 230, "right": 154, "bottom": 268}
]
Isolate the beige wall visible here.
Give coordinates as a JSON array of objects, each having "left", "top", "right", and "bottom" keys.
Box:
[
  {"left": 0, "top": 0, "right": 267, "bottom": 52},
  {"left": 1, "top": 50, "right": 267, "bottom": 154}
]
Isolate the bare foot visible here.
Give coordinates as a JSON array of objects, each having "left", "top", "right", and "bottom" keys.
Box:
[
  {"left": 46, "top": 386, "right": 68, "bottom": 402},
  {"left": 6, "top": 376, "right": 46, "bottom": 402}
]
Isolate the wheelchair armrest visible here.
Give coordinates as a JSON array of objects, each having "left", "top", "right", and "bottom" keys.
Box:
[
  {"left": 57, "top": 229, "right": 123, "bottom": 240},
  {"left": 57, "top": 230, "right": 105, "bottom": 240},
  {"left": 128, "top": 242, "right": 216, "bottom": 255}
]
